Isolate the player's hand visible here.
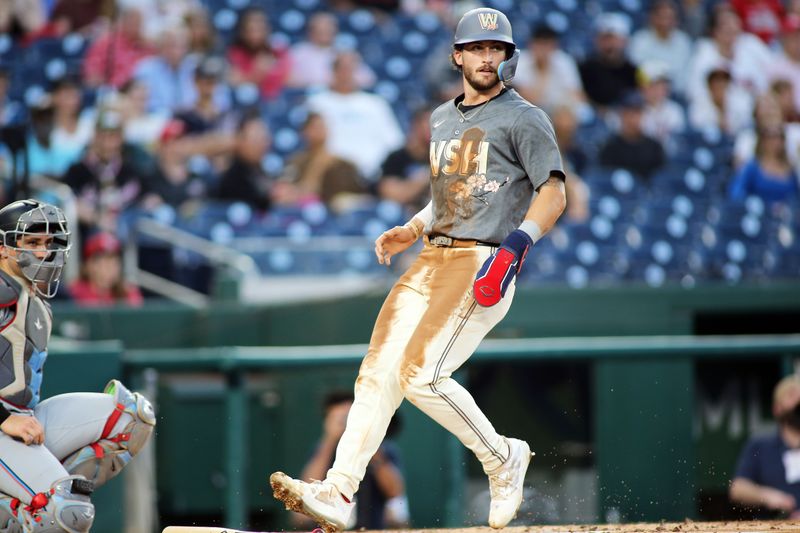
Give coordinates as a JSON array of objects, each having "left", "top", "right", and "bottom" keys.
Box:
[
  {"left": 473, "top": 229, "right": 532, "bottom": 307},
  {"left": 0, "top": 414, "right": 45, "bottom": 445},
  {"left": 763, "top": 487, "right": 796, "bottom": 512},
  {"left": 374, "top": 225, "right": 417, "bottom": 266}
]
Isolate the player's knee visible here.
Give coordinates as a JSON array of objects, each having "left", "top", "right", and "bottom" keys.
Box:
[
  {"left": 62, "top": 381, "right": 155, "bottom": 487},
  {"left": 105, "top": 379, "right": 156, "bottom": 455}
]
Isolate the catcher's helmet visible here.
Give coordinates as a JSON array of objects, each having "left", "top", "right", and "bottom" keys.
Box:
[
  {"left": 453, "top": 7, "right": 515, "bottom": 51},
  {"left": 0, "top": 199, "right": 71, "bottom": 298}
]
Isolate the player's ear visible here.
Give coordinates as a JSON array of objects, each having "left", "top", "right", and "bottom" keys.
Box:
[{"left": 452, "top": 49, "right": 463, "bottom": 67}]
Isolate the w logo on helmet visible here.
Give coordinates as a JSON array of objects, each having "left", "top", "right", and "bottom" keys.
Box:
[{"left": 478, "top": 12, "right": 498, "bottom": 30}]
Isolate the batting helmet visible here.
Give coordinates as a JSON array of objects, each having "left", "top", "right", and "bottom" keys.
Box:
[{"left": 453, "top": 7, "right": 515, "bottom": 51}]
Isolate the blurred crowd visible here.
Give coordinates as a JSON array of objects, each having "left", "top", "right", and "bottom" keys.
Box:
[{"left": 0, "top": 0, "right": 798, "bottom": 303}]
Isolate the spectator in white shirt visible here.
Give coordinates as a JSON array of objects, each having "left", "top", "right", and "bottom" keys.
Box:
[
  {"left": 287, "top": 12, "right": 375, "bottom": 90},
  {"left": 628, "top": 0, "right": 693, "bottom": 96},
  {"left": 689, "top": 64, "right": 754, "bottom": 136},
  {"left": 306, "top": 51, "right": 404, "bottom": 180},
  {"left": 687, "top": 5, "right": 773, "bottom": 104},
  {"left": 769, "top": 15, "right": 800, "bottom": 113},
  {"left": 638, "top": 61, "right": 686, "bottom": 153},
  {"left": 513, "top": 24, "right": 588, "bottom": 114}
]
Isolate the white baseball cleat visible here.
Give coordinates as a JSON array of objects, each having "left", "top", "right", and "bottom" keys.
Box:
[
  {"left": 270, "top": 471, "right": 354, "bottom": 533},
  {"left": 487, "top": 438, "right": 534, "bottom": 529}
]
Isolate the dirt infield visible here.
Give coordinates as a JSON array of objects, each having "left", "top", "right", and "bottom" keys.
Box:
[{"left": 405, "top": 522, "right": 800, "bottom": 533}]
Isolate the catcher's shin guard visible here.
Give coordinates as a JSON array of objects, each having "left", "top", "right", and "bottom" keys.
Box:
[
  {"left": 61, "top": 380, "right": 155, "bottom": 488},
  {"left": 0, "top": 476, "right": 94, "bottom": 533}
]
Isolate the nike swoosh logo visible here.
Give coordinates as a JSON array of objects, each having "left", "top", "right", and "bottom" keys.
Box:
[{"left": 433, "top": 118, "right": 445, "bottom": 128}]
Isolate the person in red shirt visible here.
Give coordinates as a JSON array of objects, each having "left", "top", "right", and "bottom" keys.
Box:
[
  {"left": 226, "top": 7, "right": 291, "bottom": 100},
  {"left": 731, "top": 0, "right": 785, "bottom": 43},
  {"left": 69, "top": 232, "right": 144, "bottom": 306},
  {"left": 82, "top": 6, "right": 154, "bottom": 88}
]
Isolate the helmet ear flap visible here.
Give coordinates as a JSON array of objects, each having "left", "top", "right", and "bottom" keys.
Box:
[{"left": 498, "top": 49, "right": 520, "bottom": 83}]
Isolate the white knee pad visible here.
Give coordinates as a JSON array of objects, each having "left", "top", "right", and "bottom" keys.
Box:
[
  {"left": 62, "top": 380, "right": 156, "bottom": 488},
  {"left": 0, "top": 477, "right": 94, "bottom": 533}
]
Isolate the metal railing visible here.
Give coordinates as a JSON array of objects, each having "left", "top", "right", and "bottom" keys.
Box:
[{"left": 125, "top": 218, "right": 261, "bottom": 308}]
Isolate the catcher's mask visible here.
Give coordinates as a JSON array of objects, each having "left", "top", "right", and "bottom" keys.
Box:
[{"left": 0, "top": 199, "right": 71, "bottom": 298}]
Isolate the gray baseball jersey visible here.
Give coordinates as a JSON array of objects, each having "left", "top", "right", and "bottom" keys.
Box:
[{"left": 427, "top": 88, "right": 564, "bottom": 244}]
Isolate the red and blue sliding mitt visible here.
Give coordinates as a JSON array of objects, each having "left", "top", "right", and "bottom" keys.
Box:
[{"left": 473, "top": 230, "right": 533, "bottom": 307}]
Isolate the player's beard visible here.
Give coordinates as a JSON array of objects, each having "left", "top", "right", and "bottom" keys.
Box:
[{"left": 464, "top": 66, "right": 501, "bottom": 92}]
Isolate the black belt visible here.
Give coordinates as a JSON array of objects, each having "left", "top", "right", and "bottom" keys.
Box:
[{"left": 426, "top": 235, "right": 499, "bottom": 248}]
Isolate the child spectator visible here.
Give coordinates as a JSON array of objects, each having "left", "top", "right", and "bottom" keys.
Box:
[{"left": 69, "top": 231, "right": 144, "bottom": 306}]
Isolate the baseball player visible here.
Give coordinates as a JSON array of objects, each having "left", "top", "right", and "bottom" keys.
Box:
[
  {"left": 0, "top": 199, "right": 155, "bottom": 533},
  {"left": 271, "top": 7, "right": 566, "bottom": 531}
]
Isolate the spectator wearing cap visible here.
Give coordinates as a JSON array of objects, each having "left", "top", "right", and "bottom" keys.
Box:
[
  {"left": 768, "top": 16, "right": 800, "bottom": 113},
  {"left": 598, "top": 91, "right": 666, "bottom": 180},
  {"left": 730, "top": 0, "right": 784, "bottom": 44},
  {"left": 226, "top": 8, "right": 291, "bottom": 101},
  {"left": 63, "top": 110, "right": 153, "bottom": 236},
  {"left": 689, "top": 64, "right": 754, "bottom": 136},
  {"left": 214, "top": 112, "right": 273, "bottom": 211},
  {"left": 82, "top": 7, "right": 154, "bottom": 88},
  {"left": 50, "top": 75, "right": 95, "bottom": 164},
  {"left": 729, "top": 124, "right": 799, "bottom": 204},
  {"left": 141, "top": 119, "right": 212, "bottom": 212},
  {"left": 175, "top": 56, "right": 235, "bottom": 135},
  {"left": 287, "top": 12, "right": 375, "bottom": 90},
  {"left": 638, "top": 61, "right": 686, "bottom": 153},
  {"left": 628, "top": 0, "right": 693, "bottom": 96},
  {"left": 69, "top": 232, "right": 144, "bottom": 307},
  {"left": 134, "top": 27, "right": 231, "bottom": 115},
  {"left": 513, "top": 24, "right": 588, "bottom": 115},
  {"left": 579, "top": 12, "right": 639, "bottom": 109},
  {"left": 686, "top": 5, "right": 773, "bottom": 105}
]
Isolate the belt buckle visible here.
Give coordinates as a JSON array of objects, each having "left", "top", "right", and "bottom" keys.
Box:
[{"left": 430, "top": 235, "right": 453, "bottom": 247}]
